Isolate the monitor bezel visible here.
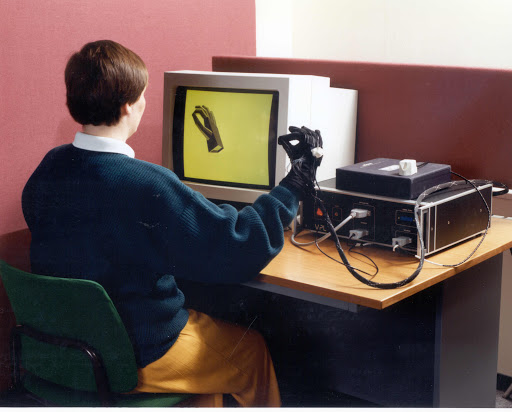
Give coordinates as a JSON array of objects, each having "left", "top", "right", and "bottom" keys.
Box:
[{"left": 171, "top": 85, "right": 279, "bottom": 191}]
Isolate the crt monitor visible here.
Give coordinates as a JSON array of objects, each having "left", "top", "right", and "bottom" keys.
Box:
[
  {"left": 172, "top": 86, "right": 278, "bottom": 192},
  {"left": 162, "top": 70, "right": 358, "bottom": 204}
]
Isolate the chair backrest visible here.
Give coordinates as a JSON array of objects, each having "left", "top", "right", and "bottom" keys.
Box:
[{"left": 0, "top": 260, "right": 138, "bottom": 393}]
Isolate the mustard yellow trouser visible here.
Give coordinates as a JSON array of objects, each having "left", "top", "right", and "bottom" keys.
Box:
[{"left": 132, "top": 309, "right": 281, "bottom": 407}]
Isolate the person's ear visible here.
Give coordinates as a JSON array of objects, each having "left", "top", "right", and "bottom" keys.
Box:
[{"left": 121, "top": 102, "right": 132, "bottom": 116}]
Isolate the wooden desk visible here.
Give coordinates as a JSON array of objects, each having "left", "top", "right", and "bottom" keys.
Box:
[
  {"left": 244, "top": 217, "right": 512, "bottom": 407},
  {"left": 251, "top": 217, "right": 512, "bottom": 309}
]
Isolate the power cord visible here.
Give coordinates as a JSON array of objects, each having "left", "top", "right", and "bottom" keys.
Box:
[
  {"left": 314, "top": 232, "right": 379, "bottom": 278},
  {"left": 290, "top": 208, "right": 370, "bottom": 247},
  {"left": 491, "top": 181, "right": 509, "bottom": 197},
  {"left": 291, "top": 214, "right": 354, "bottom": 247}
]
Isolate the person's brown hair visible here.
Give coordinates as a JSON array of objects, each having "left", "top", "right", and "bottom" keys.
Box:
[{"left": 65, "top": 40, "right": 148, "bottom": 126}]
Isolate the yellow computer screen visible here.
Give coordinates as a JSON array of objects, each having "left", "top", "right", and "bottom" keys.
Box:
[{"left": 173, "top": 87, "right": 278, "bottom": 189}]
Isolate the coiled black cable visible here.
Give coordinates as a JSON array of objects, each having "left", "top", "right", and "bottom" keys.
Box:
[{"left": 312, "top": 194, "right": 424, "bottom": 289}]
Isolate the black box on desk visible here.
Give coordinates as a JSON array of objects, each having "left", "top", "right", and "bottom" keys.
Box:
[{"left": 335, "top": 158, "right": 451, "bottom": 199}]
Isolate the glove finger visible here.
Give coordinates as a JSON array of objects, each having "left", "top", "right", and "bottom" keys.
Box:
[
  {"left": 302, "top": 128, "right": 317, "bottom": 149},
  {"left": 288, "top": 126, "right": 302, "bottom": 134},
  {"left": 314, "top": 129, "right": 323, "bottom": 147},
  {"left": 300, "top": 126, "right": 314, "bottom": 134},
  {"left": 304, "top": 128, "right": 323, "bottom": 149},
  {"left": 278, "top": 132, "right": 305, "bottom": 149},
  {"left": 278, "top": 134, "right": 305, "bottom": 160}
]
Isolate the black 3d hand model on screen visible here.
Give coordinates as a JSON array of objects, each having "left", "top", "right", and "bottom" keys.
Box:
[{"left": 192, "top": 105, "right": 224, "bottom": 153}]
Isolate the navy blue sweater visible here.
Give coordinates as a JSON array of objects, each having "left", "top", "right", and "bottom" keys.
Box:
[{"left": 22, "top": 144, "right": 299, "bottom": 367}]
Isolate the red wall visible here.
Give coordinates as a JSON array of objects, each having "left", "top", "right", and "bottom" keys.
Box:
[
  {"left": 0, "top": 0, "right": 256, "bottom": 392},
  {"left": 0, "top": 0, "right": 256, "bottom": 236}
]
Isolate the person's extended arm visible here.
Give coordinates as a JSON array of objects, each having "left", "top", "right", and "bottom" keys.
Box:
[
  {"left": 147, "top": 176, "right": 299, "bottom": 284},
  {"left": 145, "top": 126, "right": 323, "bottom": 284}
]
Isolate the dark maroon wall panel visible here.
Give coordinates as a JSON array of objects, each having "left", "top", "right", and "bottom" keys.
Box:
[{"left": 213, "top": 56, "right": 512, "bottom": 187}]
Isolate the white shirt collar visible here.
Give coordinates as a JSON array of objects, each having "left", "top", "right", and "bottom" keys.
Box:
[{"left": 72, "top": 132, "right": 135, "bottom": 158}]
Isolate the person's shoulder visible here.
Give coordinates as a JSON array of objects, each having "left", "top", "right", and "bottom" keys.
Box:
[
  {"left": 119, "top": 157, "right": 176, "bottom": 177},
  {"left": 36, "top": 144, "right": 74, "bottom": 163},
  {"left": 114, "top": 157, "right": 184, "bottom": 189},
  {"left": 46, "top": 143, "right": 73, "bottom": 155}
]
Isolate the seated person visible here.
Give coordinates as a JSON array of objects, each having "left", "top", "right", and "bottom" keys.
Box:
[{"left": 21, "top": 40, "right": 320, "bottom": 407}]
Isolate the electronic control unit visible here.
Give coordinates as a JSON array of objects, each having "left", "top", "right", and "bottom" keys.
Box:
[{"left": 301, "top": 178, "right": 492, "bottom": 256}]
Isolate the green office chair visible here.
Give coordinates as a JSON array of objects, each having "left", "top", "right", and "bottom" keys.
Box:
[{"left": 0, "top": 260, "right": 193, "bottom": 407}]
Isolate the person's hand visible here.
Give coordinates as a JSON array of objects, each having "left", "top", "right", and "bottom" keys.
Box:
[
  {"left": 192, "top": 105, "right": 224, "bottom": 153},
  {"left": 278, "top": 126, "right": 324, "bottom": 198}
]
